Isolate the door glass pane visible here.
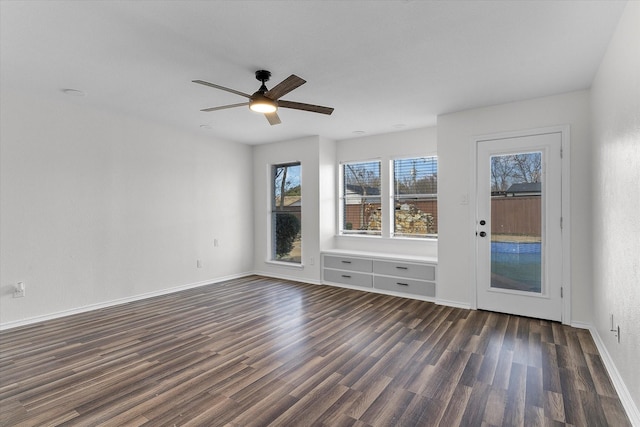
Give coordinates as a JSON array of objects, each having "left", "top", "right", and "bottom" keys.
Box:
[{"left": 489, "top": 152, "right": 542, "bottom": 293}]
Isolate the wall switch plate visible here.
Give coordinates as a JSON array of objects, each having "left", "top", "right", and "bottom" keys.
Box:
[
  {"left": 610, "top": 313, "right": 615, "bottom": 331},
  {"left": 197, "top": 259, "right": 202, "bottom": 268},
  {"left": 14, "top": 282, "right": 25, "bottom": 298}
]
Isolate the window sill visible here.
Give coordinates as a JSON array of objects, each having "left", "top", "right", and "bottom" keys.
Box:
[
  {"left": 264, "top": 260, "right": 304, "bottom": 269},
  {"left": 337, "top": 233, "right": 382, "bottom": 239},
  {"left": 337, "top": 234, "right": 437, "bottom": 242},
  {"left": 391, "top": 235, "right": 438, "bottom": 241}
]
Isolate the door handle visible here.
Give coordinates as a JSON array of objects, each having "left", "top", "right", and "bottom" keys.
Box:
[
  {"left": 479, "top": 220, "right": 486, "bottom": 226},
  {"left": 479, "top": 231, "right": 487, "bottom": 237}
]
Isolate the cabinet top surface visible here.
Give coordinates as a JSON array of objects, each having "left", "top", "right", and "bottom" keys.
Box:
[{"left": 322, "top": 249, "right": 437, "bottom": 264}]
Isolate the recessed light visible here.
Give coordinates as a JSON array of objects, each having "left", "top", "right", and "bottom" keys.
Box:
[
  {"left": 352, "top": 130, "right": 365, "bottom": 135},
  {"left": 200, "top": 124, "right": 212, "bottom": 130},
  {"left": 393, "top": 124, "right": 406, "bottom": 129},
  {"left": 62, "top": 89, "right": 86, "bottom": 97}
]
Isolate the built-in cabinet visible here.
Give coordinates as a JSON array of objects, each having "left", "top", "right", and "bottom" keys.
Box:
[{"left": 321, "top": 250, "right": 437, "bottom": 300}]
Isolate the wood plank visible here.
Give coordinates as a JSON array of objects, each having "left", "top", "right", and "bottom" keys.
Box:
[
  {"left": 585, "top": 352, "right": 619, "bottom": 398},
  {"left": 459, "top": 381, "right": 491, "bottom": 425},
  {"left": 600, "top": 395, "right": 634, "bottom": 427},
  {"left": 559, "top": 367, "right": 588, "bottom": 426},
  {"left": 439, "top": 383, "right": 473, "bottom": 426},
  {"left": 544, "top": 390, "right": 566, "bottom": 423},
  {"left": 483, "top": 386, "right": 507, "bottom": 426},
  {"left": 503, "top": 362, "right": 527, "bottom": 426}
]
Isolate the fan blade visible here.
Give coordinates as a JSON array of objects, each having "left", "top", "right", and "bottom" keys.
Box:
[
  {"left": 278, "top": 100, "right": 334, "bottom": 115},
  {"left": 265, "top": 112, "right": 281, "bottom": 126},
  {"left": 193, "top": 80, "right": 251, "bottom": 98},
  {"left": 265, "top": 75, "right": 306, "bottom": 100},
  {"left": 201, "top": 102, "right": 249, "bottom": 112}
]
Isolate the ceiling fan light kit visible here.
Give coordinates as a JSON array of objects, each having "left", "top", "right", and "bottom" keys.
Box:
[
  {"left": 193, "top": 69, "right": 333, "bottom": 125},
  {"left": 249, "top": 94, "right": 277, "bottom": 113}
]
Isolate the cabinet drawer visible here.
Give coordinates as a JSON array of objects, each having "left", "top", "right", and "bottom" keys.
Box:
[
  {"left": 324, "top": 256, "right": 372, "bottom": 273},
  {"left": 374, "top": 276, "right": 435, "bottom": 297},
  {"left": 323, "top": 269, "right": 372, "bottom": 288},
  {"left": 373, "top": 260, "right": 435, "bottom": 280}
]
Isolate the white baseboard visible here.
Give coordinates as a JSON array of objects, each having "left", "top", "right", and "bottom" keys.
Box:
[
  {"left": 253, "top": 271, "right": 322, "bottom": 286},
  {"left": 0, "top": 272, "right": 252, "bottom": 331},
  {"left": 570, "top": 320, "right": 591, "bottom": 330},
  {"left": 435, "top": 298, "right": 472, "bottom": 310},
  {"left": 583, "top": 323, "right": 640, "bottom": 426}
]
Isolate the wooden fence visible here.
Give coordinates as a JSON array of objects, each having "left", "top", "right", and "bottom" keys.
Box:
[
  {"left": 343, "top": 196, "right": 540, "bottom": 236},
  {"left": 490, "top": 196, "right": 541, "bottom": 236},
  {"left": 344, "top": 200, "right": 438, "bottom": 233}
]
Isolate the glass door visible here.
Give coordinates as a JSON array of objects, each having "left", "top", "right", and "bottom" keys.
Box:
[{"left": 476, "top": 133, "right": 563, "bottom": 321}]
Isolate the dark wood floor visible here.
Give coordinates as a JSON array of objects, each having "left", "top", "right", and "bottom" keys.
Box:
[{"left": 0, "top": 276, "right": 631, "bottom": 426}]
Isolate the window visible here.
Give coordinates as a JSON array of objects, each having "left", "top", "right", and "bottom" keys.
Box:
[
  {"left": 272, "top": 163, "right": 301, "bottom": 263},
  {"left": 340, "top": 161, "right": 381, "bottom": 235},
  {"left": 393, "top": 157, "right": 438, "bottom": 238}
]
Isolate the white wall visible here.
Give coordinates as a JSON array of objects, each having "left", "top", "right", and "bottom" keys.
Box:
[
  {"left": 590, "top": 1, "right": 640, "bottom": 415},
  {"left": 318, "top": 136, "right": 337, "bottom": 253},
  {"left": 334, "top": 127, "right": 438, "bottom": 257},
  {"left": 437, "top": 91, "right": 592, "bottom": 318},
  {"left": 0, "top": 90, "right": 254, "bottom": 326},
  {"left": 252, "top": 136, "right": 336, "bottom": 283}
]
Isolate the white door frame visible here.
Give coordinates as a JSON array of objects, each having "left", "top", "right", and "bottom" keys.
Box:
[{"left": 468, "top": 125, "right": 571, "bottom": 324}]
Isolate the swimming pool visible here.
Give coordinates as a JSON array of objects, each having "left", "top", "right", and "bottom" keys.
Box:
[{"left": 491, "top": 242, "right": 541, "bottom": 293}]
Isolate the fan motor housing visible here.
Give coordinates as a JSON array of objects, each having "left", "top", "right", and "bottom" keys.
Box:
[{"left": 255, "top": 70, "right": 271, "bottom": 82}]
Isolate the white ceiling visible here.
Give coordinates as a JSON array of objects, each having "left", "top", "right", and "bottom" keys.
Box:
[{"left": 0, "top": 1, "right": 626, "bottom": 145}]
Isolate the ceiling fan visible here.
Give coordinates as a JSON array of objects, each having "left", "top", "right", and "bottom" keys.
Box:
[{"left": 193, "top": 70, "right": 334, "bottom": 125}]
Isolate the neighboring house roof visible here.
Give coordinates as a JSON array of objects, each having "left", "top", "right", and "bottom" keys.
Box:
[
  {"left": 275, "top": 196, "right": 301, "bottom": 207},
  {"left": 285, "top": 197, "right": 301, "bottom": 207},
  {"left": 345, "top": 184, "right": 380, "bottom": 196},
  {"left": 506, "top": 182, "right": 541, "bottom": 194}
]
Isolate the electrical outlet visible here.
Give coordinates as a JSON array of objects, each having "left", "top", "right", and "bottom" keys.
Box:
[
  {"left": 214, "top": 238, "right": 219, "bottom": 247},
  {"left": 309, "top": 256, "right": 315, "bottom": 265},
  {"left": 13, "top": 282, "right": 25, "bottom": 298}
]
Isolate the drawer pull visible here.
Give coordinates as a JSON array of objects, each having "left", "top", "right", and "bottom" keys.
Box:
[
  {"left": 397, "top": 282, "right": 409, "bottom": 286},
  {"left": 341, "top": 260, "right": 352, "bottom": 264},
  {"left": 395, "top": 266, "right": 408, "bottom": 270},
  {"left": 342, "top": 275, "right": 352, "bottom": 278}
]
